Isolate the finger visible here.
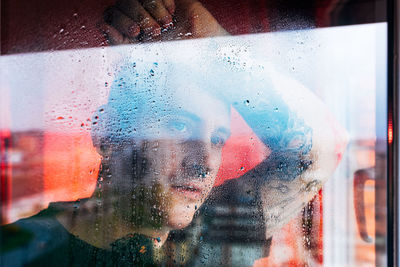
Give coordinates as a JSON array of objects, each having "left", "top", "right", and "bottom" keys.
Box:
[
  {"left": 98, "top": 23, "right": 130, "bottom": 45},
  {"left": 116, "top": 0, "right": 161, "bottom": 38},
  {"left": 105, "top": 7, "right": 141, "bottom": 38},
  {"left": 141, "top": 0, "right": 173, "bottom": 28},
  {"left": 162, "top": 0, "right": 175, "bottom": 15}
]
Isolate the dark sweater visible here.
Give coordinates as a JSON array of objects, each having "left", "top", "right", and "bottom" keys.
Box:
[
  {"left": 0, "top": 203, "right": 156, "bottom": 267},
  {"left": 1, "top": 178, "right": 272, "bottom": 267}
]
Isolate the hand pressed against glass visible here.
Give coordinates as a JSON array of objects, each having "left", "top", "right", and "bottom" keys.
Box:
[{"left": 99, "top": 0, "right": 228, "bottom": 44}]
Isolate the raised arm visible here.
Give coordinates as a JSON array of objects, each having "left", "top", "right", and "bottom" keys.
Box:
[{"left": 233, "top": 67, "right": 348, "bottom": 238}]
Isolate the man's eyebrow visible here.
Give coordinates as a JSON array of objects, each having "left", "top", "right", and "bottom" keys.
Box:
[
  {"left": 174, "top": 110, "right": 201, "bottom": 122},
  {"left": 216, "top": 127, "right": 231, "bottom": 137}
]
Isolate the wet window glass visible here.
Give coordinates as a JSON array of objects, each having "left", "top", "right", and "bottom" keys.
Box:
[{"left": 0, "top": 0, "right": 391, "bottom": 266}]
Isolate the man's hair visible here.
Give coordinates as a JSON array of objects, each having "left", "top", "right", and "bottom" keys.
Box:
[
  {"left": 91, "top": 60, "right": 230, "bottom": 146},
  {"left": 92, "top": 59, "right": 312, "bottom": 181}
]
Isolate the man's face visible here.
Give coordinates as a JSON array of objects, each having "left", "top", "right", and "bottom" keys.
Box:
[{"left": 104, "top": 83, "right": 231, "bottom": 230}]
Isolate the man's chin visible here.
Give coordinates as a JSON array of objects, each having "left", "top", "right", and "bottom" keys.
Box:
[
  {"left": 167, "top": 218, "right": 193, "bottom": 230},
  {"left": 166, "top": 204, "right": 198, "bottom": 229}
]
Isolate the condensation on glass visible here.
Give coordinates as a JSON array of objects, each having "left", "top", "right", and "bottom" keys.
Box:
[{"left": 0, "top": 0, "right": 388, "bottom": 266}]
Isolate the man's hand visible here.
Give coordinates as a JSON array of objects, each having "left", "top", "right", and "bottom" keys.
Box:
[
  {"left": 257, "top": 69, "right": 348, "bottom": 239},
  {"left": 99, "top": 0, "right": 228, "bottom": 45}
]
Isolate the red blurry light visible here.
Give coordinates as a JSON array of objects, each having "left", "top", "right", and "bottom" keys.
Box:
[{"left": 388, "top": 117, "right": 393, "bottom": 144}]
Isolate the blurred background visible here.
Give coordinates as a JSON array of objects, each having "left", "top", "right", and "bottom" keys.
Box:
[{"left": 1, "top": 0, "right": 389, "bottom": 266}]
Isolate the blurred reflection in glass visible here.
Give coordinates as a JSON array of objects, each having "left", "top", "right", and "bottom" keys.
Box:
[{"left": 1, "top": 56, "right": 346, "bottom": 266}]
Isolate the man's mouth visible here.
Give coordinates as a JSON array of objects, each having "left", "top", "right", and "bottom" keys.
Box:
[{"left": 170, "top": 184, "right": 203, "bottom": 200}]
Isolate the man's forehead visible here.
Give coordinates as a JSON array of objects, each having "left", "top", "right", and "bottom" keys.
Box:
[
  {"left": 171, "top": 84, "right": 230, "bottom": 121},
  {"left": 105, "top": 60, "right": 247, "bottom": 125}
]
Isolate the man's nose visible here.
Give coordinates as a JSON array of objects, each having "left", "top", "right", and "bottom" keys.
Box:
[{"left": 181, "top": 140, "right": 212, "bottom": 179}]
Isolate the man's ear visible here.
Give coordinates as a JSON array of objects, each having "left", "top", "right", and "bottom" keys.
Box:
[{"left": 91, "top": 105, "right": 110, "bottom": 156}]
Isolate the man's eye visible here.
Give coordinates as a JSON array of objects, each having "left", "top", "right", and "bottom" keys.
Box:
[
  {"left": 170, "top": 121, "right": 187, "bottom": 132},
  {"left": 165, "top": 119, "right": 193, "bottom": 141},
  {"left": 211, "top": 135, "right": 226, "bottom": 146}
]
